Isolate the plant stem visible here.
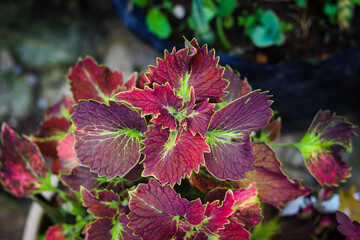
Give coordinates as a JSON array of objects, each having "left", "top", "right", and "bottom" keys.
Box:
[
  {"left": 31, "top": 195, "right": 66, "bottom": 224},
  {"left": 216, "top": 17, "right": 231, "bottom": 51}
]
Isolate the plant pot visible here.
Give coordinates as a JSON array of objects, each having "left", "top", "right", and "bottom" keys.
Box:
[
  {"left": 22, "top": 202, "right": 45, "bottom": 240},
  {"left": 112, "top": 0, "right": 360, "bottom": 129}
]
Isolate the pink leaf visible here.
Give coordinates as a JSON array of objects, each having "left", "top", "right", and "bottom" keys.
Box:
[
  {"left": 57, "top": 134, "right": 79, "bottom": 174},
  {"left": 0, "top": 123, "right": 47, "bottom": 197}
]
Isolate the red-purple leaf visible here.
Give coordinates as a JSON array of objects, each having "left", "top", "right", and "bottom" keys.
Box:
[
  {"left": 222, "top": 66, "right": 252, "bottom": 103},
  {"left": 68, "top": 57, "right": 136, "bottom": 102},
  {"left": 218, "top": 218, "right": 251, "bottom": 240},
  {"left": 205, "top": 91, "right": 273, "bottom": 180},
  {"left": 57, "top": 134, "right": 79, "bottom": 174},
  {"left": 303, "top": 149, "right": 351, "bottom": 187},
  {"left": 85, "top": 218, "right": 113, "bottom": 240},
  {"left": 60, "top": 166, "right": 100, "bottom": 192},
  {"left": 71, "top": 100, "right": 147, "bottom": 179},
  {"left": 188, "top": 169, "right": 230, "bottom": 193},
  {"left": 261, "top": 117, "right": 281, "bottom": 142},
  {"left": 336, "top": 211, "right": 360, "bottom": 240},
  {"left": 183, "top": 90, "right": 215, "bottom": 136},
  {"left": 45, "top": 224, "right": 66, "bottom": 240},
  {"left": 85, "top": 215, "right": 140, "bottom": 240},
  {"left": 45, "top": 96, "right": 75, "bottom": 118},
  {"left": 204, "top": 190, "right": 235, "bottom": 233},
  {"left": 141, "top": 125, "right": 210, "bottom": 186},
  {"left": 0, "top": 123, "right": 47, "bottom": 197},
  {"left": 81, "top": 188, "right": 120, "bottom": 218},
  {"left": 232, "top": 184, "right": 262, "bottom": 229},
  {"left": 115, "top": 83, "right": 183, "bottom": 130},
  {"left": 128, "top": 179, "right": 206, "bottom": 240},
  {"left": 146, "top": 39, "right": 228, "bottom": 103},
  {"left": 298, "top": 111, "right": 354, "bottom": 186},
  {"left": 34, "top": 116, "right": 71, "bottom": 159},
  {"left": 244, "top": 142, "right": 311, "bottom": 209}
]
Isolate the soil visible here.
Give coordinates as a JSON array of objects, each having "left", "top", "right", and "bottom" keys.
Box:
[{"left": 162, "top": 0, "right": 360, "bottom": 64}]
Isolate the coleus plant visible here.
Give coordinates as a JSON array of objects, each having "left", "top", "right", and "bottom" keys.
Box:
[{"left": 0, "top": 38, "right": 358, "bottom": 240}]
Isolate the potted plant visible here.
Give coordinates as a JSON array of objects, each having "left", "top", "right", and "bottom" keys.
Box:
[
  {"left": 112, "top": 0, "right": 360, "bottom": 128},
  {"left": 1, "top": 38, "right": 359, "bottom": 240}
]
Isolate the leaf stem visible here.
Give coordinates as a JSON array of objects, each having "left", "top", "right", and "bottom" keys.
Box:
[{"left": 31, "top": 195, "right": 66, "bottom": 224}]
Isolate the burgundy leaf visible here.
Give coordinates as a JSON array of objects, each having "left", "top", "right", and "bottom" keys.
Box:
[
  {"left": 261, "top": 117, "right": 281, "bottom": 142},
  {"left": 85, "top": 215, "right": 140, "bottom": 240},
  {"left": 336, "top": 211, "right": 360, "bottom": 240},
  {"left": 45, "top": 96, "right": 75, "bottom": 118},
  {"left": 34, "top": 116, "right": 71, "bottom": 159},
  {"left": 205, "top": 91, "right": 273, "bottom": 180},
  {"left": 146, "top": 38, "right": 228, "bottom": 103},
  {"left": 0, "top": 123, "right": 47, "bottom": 197},
  {"left": 69, "top": 57, "right": 136, "bottom": 102},
  {"left": 298, "top": 111, "right": 354, "bottom": 186},
  {"left": 85, "top": 218, "right": 113, "bottom": 240},
  {"left": 182, "top": 90, "right": 215, "bottom": 136},
  {"left": 81, "top": 188, "right": 120, "bottom": 218},
  {"left": 204, "top": 190, "right": 235, "bottom": 233},
  {"left": 222, "top": 66, "right": 252, "bottom": 103},
  {"left": 71, "top": 100, "right": 147, "bottom": 179},
  {"left": 115, "top": 83, "right": 183, "bottom": 130},
  {"left": 244, "top": 142, "right": 311, "bottom": 209},
  {"left": 60, "top": 166, "right": 100, "bottom": 192},
  {"left": 128, "top": 179, "right": 206, "bottom": 240},
  {"left": 141, "top": 125, "right": 209, "bottom": 186},
  {"left": 218, "top": 218, "right": 251, "bottom": 240}
]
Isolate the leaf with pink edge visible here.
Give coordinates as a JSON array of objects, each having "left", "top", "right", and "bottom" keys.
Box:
[
  {"left": 57, "top": 134, "right": 79, "bottom": 174},
  {"left": 60, "top": 166, "right": 100, "bottom": 192},
  {"left": 141, "top": 125, "right": 209, "bottom": 186},
  {"left": 81, "top": 187, "right": 120, "bottom": 218},
  {"left": 68, "top": 56, "right": 136, "bottom": 102},
  {"left": 203, "top": 190, "right": 235, "bottom": 233},
  {"left": 336, "top": 211, "right": 360, "bottom": 240},
  {"left": 115, "top": 83, "right": 183, "bottom": 130},
  {"left": 231, "top": 184, "right": 262, "bottom": 229},
  {"left": 243, "top": 142, "right": 311, "bottom": 209},
  {"left": 0, "top": 123, "right": 47, "bottom": 197},
  {"left": 296, "top": 111, "right": 354, "bottom": 186},
  {"left": 71, "top": 100, "right": 147, "bottom": 179},
  {"left": 85, "top": 215, "right": 140, "bottom": 240},
  {"left": 204, "top": 91, "right": 272, "bottom": 180},
  {"left": 145, "top": 38, "right": 228, "bottom": 103},
  {"left": 45, "top": 224, "right": 67, "bottom": 240},
  {"left": 128, "top": 179, "right": 206, "bottom": 240}
]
